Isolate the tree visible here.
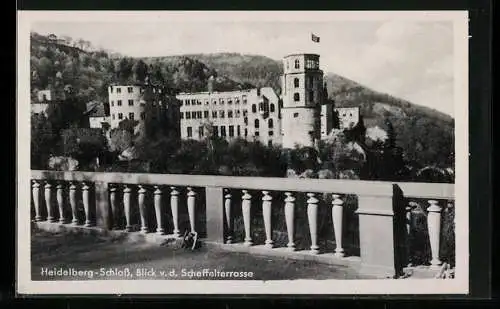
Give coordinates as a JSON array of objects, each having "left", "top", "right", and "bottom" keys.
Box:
[
  {"left": 31, "top": 113, "right": 55, "bottom": 169},
  {"left": 61, "top": 127, "right": 107, "bottom": 169},
  {"left": 132, "top": 59, "right": 148, "bottom": 83},
  {"left": 117, "top": 58, "right": 133, "bottom": 84},
  {"left": 108, "top": 128, "right": 133, "bottom": 154}
]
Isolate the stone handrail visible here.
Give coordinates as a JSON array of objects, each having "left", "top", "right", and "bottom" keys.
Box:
[{"left": 30, "top": 170, "right": 455, "bottom": 278}]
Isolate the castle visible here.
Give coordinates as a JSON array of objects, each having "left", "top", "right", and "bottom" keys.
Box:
[{"left": 31, "top": 53, "right": 360, "bottom": 146}]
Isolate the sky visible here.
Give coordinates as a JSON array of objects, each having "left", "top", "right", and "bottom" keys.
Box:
[{"left": 31, "top": 18, "right": 456, "bottom": 116}]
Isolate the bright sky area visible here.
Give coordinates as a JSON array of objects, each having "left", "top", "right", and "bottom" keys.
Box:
[{"left": 31, "top": 14, "right": 456, "bottom": 116}]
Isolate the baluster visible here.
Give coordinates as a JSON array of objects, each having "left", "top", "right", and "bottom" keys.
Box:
[
  {"left": 224, "top": 190, "right": 233, "bottom": 244},
  {"left": 241, "top": 190, "right": 253, "bottom": 246},
  {"left": 307, "top": 192, "right": 319, "bottom": 254},
  {"left": 154, "top": 186, "right": 164, "bottom": 235},
  {"left": 262, "top": 191, "right": 273, "bottom": 248},
  {"left": 109, "top": 185, "right": 118, "bottom": 229},
  {"left": 405, "top": 202, "right": 414, "bottom": 266},
  {"left": 32, "top": 180, "right": 42, "bottom": 222},
  {"left": 138, "top": 185, "right": 148, "bottom": 233},
  {"left": 45, "top": 182, "right": 54, "bottom": 222},
  {"left": 331, "top": 194, "right": 344, "bottom": 257},
  {"left": 123, "top": 185, "right": 132, "bottom": 232},
  {"left": 69, "top": 182, "right": 78, "bottom": 225},
  {"left": 170, "top": 187, "right": 180, "bottom": 237},
  {"left": 284, "top": 192, "right": 295, "bottom": 251},
  {"left": 56, "top": 183, "right": 65, "bottom": 224},
  {"left": 187, "top": 187, "right": 196, "bottom": 233},
  {"left": 427, "top": 200, "right": 442, "bottom": 268},
  {"left": 82, "top": 182, "right": 91, "bottom": 227}
]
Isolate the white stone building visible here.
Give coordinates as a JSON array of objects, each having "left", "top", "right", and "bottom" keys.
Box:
[{"left": 176, "top": 86, "right": 282, "bottom": 147}]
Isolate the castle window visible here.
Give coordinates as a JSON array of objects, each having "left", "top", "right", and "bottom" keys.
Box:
[
  {"left": 212, "top": 111, "right": 218, "bottom": 118},
  {"left": 220, "top": 99, "right": 224, "bottom": 105},
  {"left": 118, "top": 113, "right": 123, "bottom": 120},
  {"left": 229, "top": 125, "right": 234, "bottom": 137},
  {"left": 197, "top": 111, "right": 202, "bottom": 118},
  {"left": 254, "top": 119, "right": 260, "bottom": 129},
  {"left": 140, "top": 112, "right": 145, "bottom": 120},
  {"left": 129, "top": 112, "right": 134, "bottom": 120},
  {"left": 199, "top": 126, "right": 204, "bottom": 138},
  {"left": 235, "top": 98, "right": 240, "bottom": 104},
  {"left": 259, "top": 103, "right": 264, "bottom": 111},
  {"left": 349, "top": 113, "right": 352, "bottom": 117},
  {"left": 294, "top": 78, "right": 299, "bottom": 88},
  {"left": 269, "top": 131, "right": 274, "bottom": 136},
  {"left": 186, "top": 112, "right": 191, "bottom": 119},
  {"left": 205, "top": 100, "right": 209, "bottom": 105},
  {"left": 110, "top": 87, "right": 113, "bottom": 93},
  {"left": 187, "top": 127, "right": 192, "bottom": 138},
  {"left": 204, "top": 111, "right": 209, "bottom": 118},
  {"left": 252, "top": 104, "right": 257, "bottom": 113},
  {"left": 342, "top": 113, "right": 346, "bottom": 117},
  {"left": 294, "top": 59, "right": 300, "bottom": 69},
  {"left": 213, "top": 126, "right": 219, "bottom": 136},
  {"left": 42, "top": 94, "right": 47, "bottom": 101},
  {"left": 243, "top": 109, "right": 248, "bottom": 116},
  {"left": 268, "top": 119, "right": 274, "bottom": 129},
  {"left": 235, "top": 110, "right": 241, "bottom": 118},
  {"left": 221, "top": 126, "right": 226, "bottom": 137},
  {"left": 237, "top": 125, "right": 241, "bottom": 136},
  {"left": 294, "top": 93, "right": 300, "bottom": 102},
  {"left": 242, "top": 95, "right": 247, "bottom": 104},
  {"left": 117, "top": 100, "right": 122, "bottom": 106},
  {"left": 213, "top": 100, "right": 217, "bottom": 105},
  {"left": 116, "top": 87, "right": 121, "bottom": 93},
  {"left": 268, "top": 140, "right": 273, "bottom": 147},
  {"left": 255, "top": 131, "right": 260, "bottom": 137},
  {"left": 180, "top": 112, "right": 184, "bottom": 119},
  {"left": 128, "top": 99, "right": 134, "bottom": 106},
  {"left": 220, "top": 110, "right": 225, "bottom": 118},
  {"left": 294, "top": 112, "right": 299, "bottom": 118},
  {"left": 228, "top": 99, "right": 232, "bottom": 105},
  {"left": 186, "top": 100, "right": 190, "bottom": 106},
  {"left": 111, "top": 101, "right": 114, "bottom": 107},
  {"left": 127, "top": 87, "right": 133, "bottom": 93},
  {"left": 192, "top": 111, "right": 197, "bottom": 119},
  {"left": 197, "top": 100, "right": 202, "bottom": 105},
  {"left": 228, "top": 110, "right": 233, "bottom": 118},
  {"left": 245, "top": 128, "right": 248, "bottom": 137},
  {"left": 270, "top": 104, "right": 275, "bottom": 113}
]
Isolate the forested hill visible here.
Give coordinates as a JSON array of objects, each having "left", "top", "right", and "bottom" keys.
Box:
[{"left": 30, "top": 32, "right": 454, "bottom": 167}]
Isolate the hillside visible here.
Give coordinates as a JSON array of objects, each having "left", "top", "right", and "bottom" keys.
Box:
[{"left": 30, "top": 32, "right": 454, "bottom": 168}]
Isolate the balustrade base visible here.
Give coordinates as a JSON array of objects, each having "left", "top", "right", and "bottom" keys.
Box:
[{"left": 206, "top": 242, "right": 362, "bottom": 268}]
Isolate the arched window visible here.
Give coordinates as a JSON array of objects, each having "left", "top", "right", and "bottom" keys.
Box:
[
  {"left": 254, "top": 119, "right": 260, "bottom": 129},
  {"left": 294, "top": 78, "right": 299, "bottom": 88},
  {"left": 294, "top": 59, "right": 300, "bottom": 69},
  {"left": 252, "top": 104, "right": 257, "bottom": 113},
  {"left": 268, "top": 119, "right": 274, "bottom": 129},
  {"left": 270, "top": 103, "right": 275, "bottom": 113},
  {"left": 294, "top": 93, "right": 300, "bottom": 102}
]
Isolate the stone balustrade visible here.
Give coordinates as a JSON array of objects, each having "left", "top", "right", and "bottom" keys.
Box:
[{"left": 30, "top": 170, "right": 455, "bottom": 278}]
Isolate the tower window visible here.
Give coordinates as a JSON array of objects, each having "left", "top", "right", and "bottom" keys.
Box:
[
  {"left": 294, "top": 93, "right": 300, "bottom": 102},
  {"left": 252, "top": 104, "right": 257, "bottom": 113},
  {"left": 129, "top": 112, "right": 134, "bottom": 120},
  {"left": 219, "top": 110, "right": 225, "bottom": 118},
  {"left": 117, "top": 100, "right": 122, "bottom": 106},
  {"left": 229, "top": 125, "right": 234, "bottom": 137},
  {"left": 269, "top": 131, "right": 274, "bottom": 136},
  {"left": 213, "top": 126, "right": 219, "bottom": 136},
  {"left": 294, "top": 59, "right": 300, "bottom": 69},
  {"left": 212, "top": 111, "right": 218, "bottom": 118},
  {"left": 294, "top": 112, "right": 299, "bottom": 118},
  {"left": 268, "top": 119, "right": 274, "bottom": 129},
  {"left": 192, "top": 111, "right": 196, "bottom": 119},
  {"left": 204, "top": 111, "right": 209, "bottom": 118},
  {"left": 118, "top": 113, "right": 123, "bottom": 120},
  {"left": 180, "top": 112, "right": 184, "bottom": 119},
  {"left": 127, "top": 87, "right": 133, "bottom": 93},
  {"left": 199, "top": 126, "right": 204, "bottom": 138},
  {"left": 186, "top": 112, "right": 191, "bottom": 119},
  {"left": 309, "top": 91, "right": 314, "bottom": 102},
  {"left": 228, "top": 110, "right": 233, "bottom": 118},
  {"left": 221, "top": 126, "right": 226, "bottom": 137},
  {"left": 255, "top": 131, "right": 260, "bottom": 137},
  {"left": 254, "top": 119, "right": 260, "bottom": 129},
  {"left": 294, "top": 78, "right": 299, "bottom": 88},
  {"left": 116, "top": 87, "right": 121, "bottom": 94},
  {"left": 128, "top": 99, "right": 134, "bottom": 106},
  {"left": 237, "top": 125, "right": 241, "bottom": 136},
  {"left": 187, "top": 127, "right": 192, "bottom": 138},
  {"left": 270, "top": 104, "right": 275, "bottom": 113},
  {"left": 197, "top": 111, "right": 202, "bottom": 118}
]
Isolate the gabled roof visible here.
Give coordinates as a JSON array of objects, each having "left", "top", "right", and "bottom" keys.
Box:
[{"left": 85, "top": 101, "right": 107, "bottom": 117}]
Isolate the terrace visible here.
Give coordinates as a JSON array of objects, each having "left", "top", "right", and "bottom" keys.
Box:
[{"left": 30, "top": 170, "right": 455, "bottom": 279}]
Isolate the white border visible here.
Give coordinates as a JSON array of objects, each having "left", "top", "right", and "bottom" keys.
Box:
[{"left": 17, "top": 10, "right": 469, "bottom": 295}]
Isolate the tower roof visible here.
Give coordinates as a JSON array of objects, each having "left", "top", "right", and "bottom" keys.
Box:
[{"left": 283, "top": 53, "right": 320, "bottom": 59}]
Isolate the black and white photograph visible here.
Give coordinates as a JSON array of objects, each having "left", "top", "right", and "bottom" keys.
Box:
[{"left": 17, "top": 11, "right": 469, "bottom": 295}]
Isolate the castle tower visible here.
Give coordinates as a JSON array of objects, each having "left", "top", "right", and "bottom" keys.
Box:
[{"left": 281, "top": 54, "right": 323, "bottom": 148}]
